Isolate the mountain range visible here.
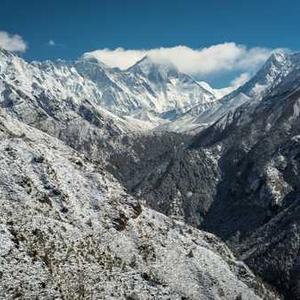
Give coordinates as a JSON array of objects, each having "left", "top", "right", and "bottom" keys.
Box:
[{"left": 1, "top": 47, "right": 300, "bottom": 299}]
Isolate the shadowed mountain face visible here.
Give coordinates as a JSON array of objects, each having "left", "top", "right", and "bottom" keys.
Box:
[
  {"left": 2, "top": 47, "right": 300, "bottom": 298},
  {"left": 108, "top": 52, "right": 300, "bottom": 298}
]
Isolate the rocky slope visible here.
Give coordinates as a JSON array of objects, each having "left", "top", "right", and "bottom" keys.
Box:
[
  {"left": 0, "top": 106, "right": 278, "bottom": 299},
  {"left": 115, "top": 52, "right": 300, "bottom": 298}
]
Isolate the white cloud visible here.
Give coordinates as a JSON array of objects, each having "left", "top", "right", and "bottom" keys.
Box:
[
  {"left": 83, "top": 48, "right": 146, "bottom": 70},
  {"left": 230, "top": 72, "right": 251, "bottom": 88},
  {"left": 82, "top": 43, "right": 275, "bottom": 77},
  {"left": 211, "top": 72, "right": 252, "bottom": 98},
  {"left": 0, "top": 31, "right": 27, "bottom": 52},
  {"left": 48, "top": 39, "right": 56, "bottom": 46}
]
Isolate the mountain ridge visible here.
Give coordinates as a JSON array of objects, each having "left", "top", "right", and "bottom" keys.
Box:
[
  {"left": 0, "top": 50, "right": 279, "bottom": 299},
  {"left": 0, "top": 48, "right": 218, "bottom": 127},
  {"left": 2, "top": 47, "right": 300, "bottom": 298}
]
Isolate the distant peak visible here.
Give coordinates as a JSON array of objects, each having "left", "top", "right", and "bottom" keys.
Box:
[
  {"left": 0, "top": 47, "right": 16, "bottom": 59},
  {"left": 134, "top": 55, "right": 152, "bottom": 65},
  {"left": 251, "top": 50, "right": 291, "bottom": 79},
  {"left": 142, "top": 55, "right": 176, "bottom": 67},
  {"left": 79, "top": 54, "right": 108, "bottom": 69},
  {"left": 128, "top": 55, "right": 178, "bottom": 79},
  {"left": 267, "top": 50, "right": 289, "bottom": 65}
]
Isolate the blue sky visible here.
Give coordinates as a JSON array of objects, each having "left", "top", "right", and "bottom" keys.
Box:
[{"left": 0, "top": 0, "right": 299, "bottom": 87}]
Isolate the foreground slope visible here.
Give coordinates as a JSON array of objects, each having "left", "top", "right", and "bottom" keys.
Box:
[{"left": 0, "top": 111, "right": 277, "bottom": 299}]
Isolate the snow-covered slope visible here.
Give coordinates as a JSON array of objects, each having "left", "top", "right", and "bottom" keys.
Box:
[
  {"left": 198, "top": 81, "right": 234, "bottom": 99},
  {"left": 0, "top": 110, "right": 277, "bottom": 299},
  {"left": 113, "top": 50, "right": 300, "bottom": 298},
  {"left": 0, "top": 48, "right": 217, "bottom": 129},
  {"left": 125, "top": 56, "right": 216, "bottom": 117},
  {"left": 163, "top": 51, "right": 295, "bottom": 132},
  {"left": 75, "top": 55, "right": 217, "bottom": 120}
]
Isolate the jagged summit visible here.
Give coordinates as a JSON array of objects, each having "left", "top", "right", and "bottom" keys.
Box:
[
  {"left": 78, "top": 55, "right": 109, "bottom": 70},
  {"left": 3, "top": 47, "right": 298, "bottom": 134},
  {"left": 215, "top": 50, "right": 292, "bottom": 105},
  {"left": 128, "top": 55, "right": 179, "bottom": 79},
  {"left": 162, "top": 50, "right": 298, "bottom": 133},
  {"left": 0, "top": 49, "right": 218, "bottom": 126},
  {"left": 266, "top": 50, "right": 288, "bottom": 63}
]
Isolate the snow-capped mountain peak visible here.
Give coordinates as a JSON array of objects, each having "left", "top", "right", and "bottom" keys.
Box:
[
  {"left": 161, "top": 50, "right": 300, "bottom": 133},
  {"left": 79, "top": 54, "right": 109, "bottom": 68},
  {"left": 267, "top": 50, "right": 289, "bottom": 65},
  {"left": 128, "top": 55, "right": 179, "bottom": 80},
  {"left": 0, "top": 48, "right": 218, "bottom": 128}
]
